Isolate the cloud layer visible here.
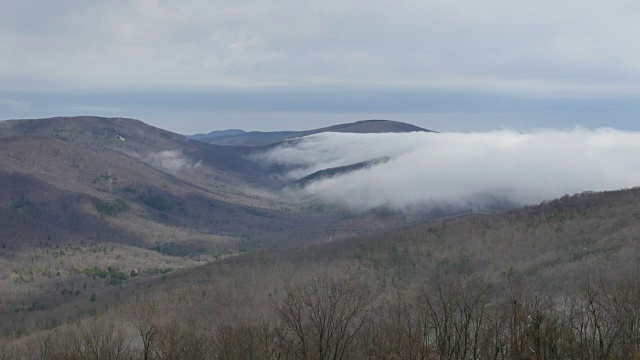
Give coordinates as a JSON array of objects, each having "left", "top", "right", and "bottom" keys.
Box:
[
  {"left": 255, "top": 129, "right": 640, "bottom": 210},
  {"left": 3, "top": 1, "right": 640, "bottom": 133},
  {"left": 3, "top": 0, "right": 640, "bottom": 97}
]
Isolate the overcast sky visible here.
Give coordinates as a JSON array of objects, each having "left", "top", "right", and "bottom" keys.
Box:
[{"left": 1, "top": 0, "right": 640, "bottom": 133}]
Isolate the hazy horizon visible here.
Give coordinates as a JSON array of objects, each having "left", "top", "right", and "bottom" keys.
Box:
[
  {"left": 3, "top": 1, "right": 640, "bottom": 134},
  {"left": 3, "top": 111, "right": 640, "bottom": 136}
]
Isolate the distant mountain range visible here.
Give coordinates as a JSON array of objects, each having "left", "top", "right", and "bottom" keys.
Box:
[
  {"left": 0, "top": 116, "right": 431, "bottom": 255},
  {"left": 5, "top": 115, "right": 640, "bottom": 353},
  {"left": 0, "top": 117, "right": 293, "bottom": 252},
  {"left": 190, "top": 129, "right": 247, "bottom": 140},
  {"left": 190, "top": 119, "right": 433, "bottom": 146}
]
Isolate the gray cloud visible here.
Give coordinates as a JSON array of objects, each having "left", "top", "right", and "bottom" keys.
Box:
[
  {"left": 3, "top": 1, "right": 640, "bottom": 133},
  {"left": 256, "top": 130, "right": 640, "bottom": 210},
  {"left": 2, "top": 0, "right": 640, "bottom": 97}
]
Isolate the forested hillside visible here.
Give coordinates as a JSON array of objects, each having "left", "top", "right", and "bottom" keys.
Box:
[{"left": 3, "top": 187, "right": 640, "bottom": 358}]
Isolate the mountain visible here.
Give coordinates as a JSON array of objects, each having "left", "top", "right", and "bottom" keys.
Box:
[
  {"left": 0, "top": 116, "right": 428, "bottom": 327},
  {"left": 0, "top": 116, "right": 264, "bottom": 185},
  {"left": 0, "top": 133, "right": 310, "bottom": 250},
  {"left": 0, "top": 116, "right": 405, "bottom": 252},
  {"left": 190, "top": 129, "right": 246, "bottom": 140},
  {"left": 297, "top": 119, "right": 431, "bottom": 135},
  {"left": 190, "top": 119, "right": 433, "bottom": 146}
]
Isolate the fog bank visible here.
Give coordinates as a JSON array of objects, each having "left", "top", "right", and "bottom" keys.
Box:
[{"left": 254, "top": 129, "right": 640, "bottom": 210}]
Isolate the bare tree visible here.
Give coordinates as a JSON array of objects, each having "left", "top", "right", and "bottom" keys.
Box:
[
  {"left": 82, "top": 321, "right": 130, "bottom": 360},
  {"left": 365, "top": 289, "right": 427, "bottom": 359},
  {"left": 275, "top": 276, "right": 372, "bottom": 360},
  {"left": 130, "top": 301, "right": 159, "bottom": 360},
  {"left": 154, "top": 321, "right": 210, "bottom": 360},
  {"left": 416, "top": 274, "right": 492, "bottom": 360}
]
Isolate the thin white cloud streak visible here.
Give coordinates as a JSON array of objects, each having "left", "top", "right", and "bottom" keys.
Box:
[
  {"left": 0, "top": 98, "right": 29, "bottom": 112},
  {"left": 144, "top": 150, "right": 200, "bottom": 173},
  {"left": 255, "top": 129, "right": 640, "bottom": 210}
]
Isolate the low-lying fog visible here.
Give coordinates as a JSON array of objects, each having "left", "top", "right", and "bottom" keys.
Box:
[{"left": 254, "top": 128, "right": 640, "bottom": 210}]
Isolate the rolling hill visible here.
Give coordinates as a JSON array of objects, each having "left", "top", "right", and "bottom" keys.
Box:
[
  {"left": 190, "top": 129, "right": 246, "bottom": 140},
  {"left": 190, "top": 119, "right": 433, "bottom": 146},
  {"left": 0, "top": 116, "right": 266, "bottom": 186},
  {"left": 3, "top": 185, "right": 640, "bottom": 357},
  {"left": 0, "top": 117, "right": 419, "bottom": 253}
]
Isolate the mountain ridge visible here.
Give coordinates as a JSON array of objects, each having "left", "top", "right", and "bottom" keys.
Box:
[
  {"left": 190, "top": 119, "right": 433, "bottom": 146},
  {"left": 0, "top": 116, "right": 423, "bottom": 253}
]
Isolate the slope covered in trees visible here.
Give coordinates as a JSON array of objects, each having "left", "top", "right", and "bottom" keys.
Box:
[{"left": 3, "top": 187, "right": 640, "bottom": 358}]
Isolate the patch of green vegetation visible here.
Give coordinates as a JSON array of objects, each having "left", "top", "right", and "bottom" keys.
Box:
[
  {"left": 91, "top": 173, "right": 116, "bottom": 184},
  {"left": 11, "top": 196, "right": 32, "bottom": 210},
  {"left": 108, "top": 270, "right": 128, "bottom": 285},
  {"left": 152, "top": 242, "right": 194, "bottom": 256},
  {"left": 52, "top": 128, "right": 69, "bottom": 141},
  {"left": 152, "top": 241, "right": 234, "bottom": 258},
  {"left": 12, "top": 302, "right": 45, "bottom": 313},
  {"left": 79, "top": 267, "right": 109, "bottom": 278},
  {"left": 94, "top": 198, "right": 129, "bottom": 216},
  {"left": 138, "top": 192, "right": 172, "bottom": 212},
  {"left": 211, "top": 248, "right": 235, "bottom": 259},
  {"left": 77, "top": 267, "right": 130, "bottom": 285}
]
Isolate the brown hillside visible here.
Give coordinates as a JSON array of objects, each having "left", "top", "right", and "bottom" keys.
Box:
[
  {"left": 0, "top": 135, "right": 314, "bottom": 252},
  {"left": 0, "top": 116, "right": 273, "bottom": 187},
  {"left": 3, "top": 186, "right": 640, "bottom": 342}
]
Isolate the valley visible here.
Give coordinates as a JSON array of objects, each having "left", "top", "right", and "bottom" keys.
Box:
[
  {"left": 3, "top": 2, "right": 636, "bottom": 358},
  {"left": 0, "top": 117, "right": 436, "bottom": 346},
  {"left": 1, "top": 116, "right": 640, "bottom": 358}
]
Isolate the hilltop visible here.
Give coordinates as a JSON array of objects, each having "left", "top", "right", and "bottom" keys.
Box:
[
  {"left": 0, "top": 116, "right": 263, "bottom": 185},
  {"left": 190, "top": 119, "right": 433, "bottom": 146}
]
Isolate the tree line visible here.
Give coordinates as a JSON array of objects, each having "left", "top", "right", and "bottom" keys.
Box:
[{"left": 3, "top": 272, "right": 640, "bottom": 359}]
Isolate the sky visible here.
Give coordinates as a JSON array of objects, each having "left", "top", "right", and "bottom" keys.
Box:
[{"left": 2, "top": 0, "right": 640, "bottom": 133}]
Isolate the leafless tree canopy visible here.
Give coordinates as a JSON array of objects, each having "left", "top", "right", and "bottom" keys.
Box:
[
  {"left": 274, "top": 277, "right": 372, "bottom": 360},
  {"left": 2, "top": 272, "right": 640, "bottom": 359}
]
